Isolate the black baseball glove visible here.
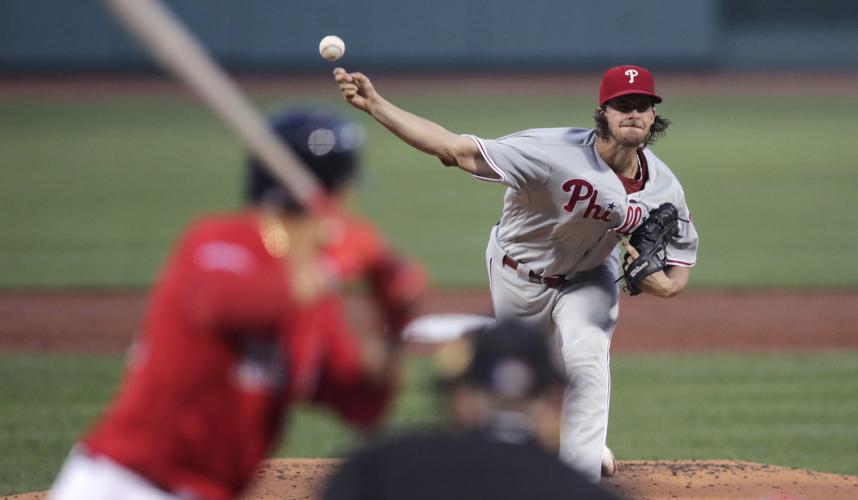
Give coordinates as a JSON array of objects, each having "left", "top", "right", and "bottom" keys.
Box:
[{"left": 622, "top": 203, "right": 680, "bottom": 295}]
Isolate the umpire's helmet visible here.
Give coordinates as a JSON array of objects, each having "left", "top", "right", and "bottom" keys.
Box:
[
  {"left": 437, "top": 318, "right": 567, "bottom": 399},
  {"left": 246, "top": 107, "right": 365, "bottom": 212}
]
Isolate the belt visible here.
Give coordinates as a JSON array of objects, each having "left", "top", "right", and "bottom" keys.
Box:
[{"left": 502, "top": 255, "right": 567, "bottom": 287}]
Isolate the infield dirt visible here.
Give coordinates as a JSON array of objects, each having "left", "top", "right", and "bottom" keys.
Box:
[
  {"left": 2, "top": 289, "right": 856, "bottom": 354},
  {"left": 243, "top": 458, "right": 858, "bottom": 500},
  {"left": 4, "top": 459, "right": 858, "bottom": 500}
]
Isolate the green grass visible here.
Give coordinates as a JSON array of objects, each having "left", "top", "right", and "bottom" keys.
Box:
[
  {"left": 2, "top": 351, "right": 857, "bottom": 495},
  {"left": 1, "top": 91, "right": 857, "bottom": 288},
  {"left": 0, "top": 355, "right": 123, "bottom": 494},
  {"left": 609, "top": 352, "right": 858, "bottom": 474}
]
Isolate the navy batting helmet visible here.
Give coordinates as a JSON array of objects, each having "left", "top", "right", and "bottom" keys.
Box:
[{"left": 246, "top": 107, "right": 365, "bottom": 211}]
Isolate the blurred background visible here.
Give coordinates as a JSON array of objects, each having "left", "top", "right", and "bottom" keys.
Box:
[
  {"left": 1, "top": 0, "right": 857, "bottom": 495},
  {"left": 1, "top": 0, "right": 857, "bottom": 287},
  {"left": 2, "top": 0, "right": 858, "bottom": 71}
]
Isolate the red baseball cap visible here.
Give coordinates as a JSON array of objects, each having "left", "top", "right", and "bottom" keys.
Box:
[{"left": 599, "top": 65, "right": 662, "bottom": 106}]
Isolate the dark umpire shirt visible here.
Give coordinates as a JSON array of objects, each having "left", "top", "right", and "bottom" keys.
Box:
[{"left": 321, "top": 425, "right": 623, "bottom": 500}]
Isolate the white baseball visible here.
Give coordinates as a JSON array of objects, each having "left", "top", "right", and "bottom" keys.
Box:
[{"left": 319, "top": 35, "right": 345, "bottom": 62}]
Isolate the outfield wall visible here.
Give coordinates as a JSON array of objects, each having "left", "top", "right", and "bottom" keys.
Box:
[{"left": 1, "top": 0, "right": 857, "bottom": 72}]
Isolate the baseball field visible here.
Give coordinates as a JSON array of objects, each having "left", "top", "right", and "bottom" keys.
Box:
[{"left": 1, "top": 73, "right": 858, "bottom": 499}]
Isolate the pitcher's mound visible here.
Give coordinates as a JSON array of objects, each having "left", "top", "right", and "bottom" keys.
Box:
[
  {"left": 240, "top": 458, "right": 858, "bottom": 500},
  {"left": 7, "top": 459, "right": 857, "bottom": 500}
]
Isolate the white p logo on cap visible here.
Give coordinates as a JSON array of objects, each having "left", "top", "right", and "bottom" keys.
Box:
[{"left": 625, "top": 69, "right": 638, "bottom": 84}]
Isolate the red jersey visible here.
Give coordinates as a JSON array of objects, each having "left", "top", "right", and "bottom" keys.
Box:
[{"left": 83, "top": 213, "right": 393, "bottom": 500}]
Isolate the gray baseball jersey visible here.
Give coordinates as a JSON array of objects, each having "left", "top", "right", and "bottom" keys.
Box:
[
  {"left": 467, "top": 127, "right": 698, "bottom": 482},
  {"left": 468, "top": 127, "right": 697, "bottom": 276}
]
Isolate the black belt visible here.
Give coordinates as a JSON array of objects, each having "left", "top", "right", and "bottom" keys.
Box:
[{"left": 502, "top": 255, "right": 567, "bottom": 287}]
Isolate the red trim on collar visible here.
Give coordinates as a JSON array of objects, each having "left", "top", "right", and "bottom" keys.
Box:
[{"left": 616, "top": 149, "right": 648, "bottom": 194}]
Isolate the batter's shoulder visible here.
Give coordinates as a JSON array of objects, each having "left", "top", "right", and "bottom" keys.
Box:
[{"left": 174, "top": 212, "right": 272, "bottom": 264}]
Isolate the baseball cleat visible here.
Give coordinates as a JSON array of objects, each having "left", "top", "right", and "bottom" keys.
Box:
[{"left": 601, "top": 445, "right": 618, "bottom": 477}]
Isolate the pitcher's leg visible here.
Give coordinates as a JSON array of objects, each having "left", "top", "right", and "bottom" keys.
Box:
[{"left": 552, "top": 268, "right": 619, "bottom": 482}]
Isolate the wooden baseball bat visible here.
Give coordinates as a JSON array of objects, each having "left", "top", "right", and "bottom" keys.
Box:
[{"left": 101, "top": 0, "right": 324, "bottom": 211}]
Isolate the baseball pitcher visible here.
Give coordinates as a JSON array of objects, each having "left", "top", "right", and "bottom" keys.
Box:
[{"left": 333, "top": 65, "right": 698, "bottom": 482}]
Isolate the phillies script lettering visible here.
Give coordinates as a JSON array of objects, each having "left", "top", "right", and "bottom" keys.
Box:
[
  {"left": 562, "top": 179, "right": 611, "bottom": 221},
  {"left": 561, "top": 178, "right": 646, "bottom": 234}
]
